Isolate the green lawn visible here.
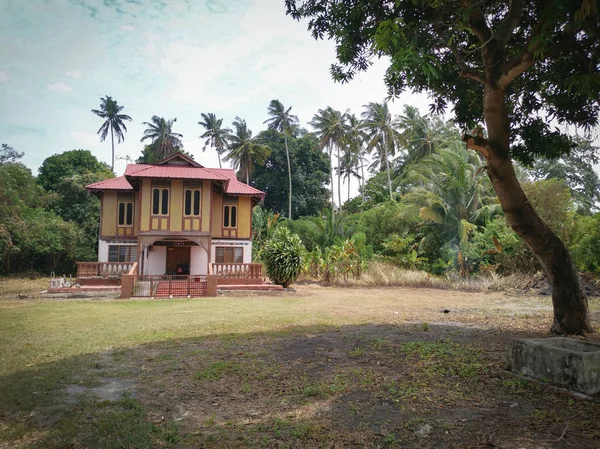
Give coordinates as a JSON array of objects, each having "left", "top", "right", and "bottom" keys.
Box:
[{"left": 1, "top": 285, "right": 599, "bottom": 448}]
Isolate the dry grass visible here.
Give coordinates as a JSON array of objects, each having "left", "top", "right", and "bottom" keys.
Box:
[
  {"left": 1, "top": 285, "right": 599, "bottom": 448},
  {"left": 0, "top": 277, "right": 50, "bottom": 299},
  {"left": 333, "top": 261, "right": 528, "bottom": 292}
]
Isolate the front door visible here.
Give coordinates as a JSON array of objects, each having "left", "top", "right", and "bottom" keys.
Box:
[{"left": 166, "top": 246, "right": 191, "bottom": 275}]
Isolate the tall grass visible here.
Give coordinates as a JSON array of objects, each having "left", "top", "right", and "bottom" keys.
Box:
[{"left": 330, "top": 261, "right": 526, "bottom": 292}]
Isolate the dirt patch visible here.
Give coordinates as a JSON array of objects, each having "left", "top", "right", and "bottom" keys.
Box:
[{"left": 66, "top": 379, "right": 136, "bottom": 402}]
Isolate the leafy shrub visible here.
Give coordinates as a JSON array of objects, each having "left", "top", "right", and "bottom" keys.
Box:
[
  {"left": 284, "top": 218, "right": 321, "bottom": 251},
  {"left": 262, "top": 227, "right": 306, "bottom": 287},
  {"left": 357, "top": 201, "right": 419, "bottom": 252},
  {"left": 304, "top": 233, "right": 373, "bottom": 283},
  {"left": 570, "top": 213, "right": 600, "bottom": 273}
]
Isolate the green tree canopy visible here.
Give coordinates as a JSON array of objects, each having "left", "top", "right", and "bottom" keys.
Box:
[
  {"left": 0, "top": 143, "right": 24, "bottom": 165},
  {"left": 254, "top": 129, "right": 330, "bottom": 218},
  {"left": 37, "top": 149, "right": 112, "bottom": 192},
  {"left": 530, "top": 138, "right": 600, "bottom": 215},
  {"left": 286, "top": 0, "right": 600, "bottom": 333},
  {"left": 0, "top": 157, "right": 87, "bottom": 274}
]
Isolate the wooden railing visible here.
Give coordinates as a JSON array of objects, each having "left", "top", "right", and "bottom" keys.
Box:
[
  {"left": 77, "top": 262, "right": 135, "bottom": 278},
  {"left": 211, "top": 263, "right": 262, "bottom": 281}
]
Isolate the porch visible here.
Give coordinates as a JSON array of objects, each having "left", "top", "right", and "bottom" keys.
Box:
[
  {"left": 211, "top": 263, "right": 263, "bottom": 285},
  {"left": 76, "top": 262, "right": 135, "bottom": 285},
  {"left": 72, "top": 261, "right": 277, "bottom": 297}
]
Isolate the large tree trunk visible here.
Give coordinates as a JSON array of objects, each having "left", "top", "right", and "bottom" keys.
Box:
[{"left": 482, "top": 87, "right": 592, "bottom": 335}]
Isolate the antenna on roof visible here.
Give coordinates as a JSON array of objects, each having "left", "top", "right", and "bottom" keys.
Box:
[{"left": 116, "top": 154, "right": 133, "bottom": 164}]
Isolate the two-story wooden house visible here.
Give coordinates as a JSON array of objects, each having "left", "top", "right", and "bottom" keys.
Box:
[{"left": 81, "top": 153, "right": 265, "bottom": 296}]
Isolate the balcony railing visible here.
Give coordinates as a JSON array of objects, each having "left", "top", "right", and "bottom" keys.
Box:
[
  {"left": 211, "top": 263, "right": 263, "bottom": 284},
  {"left": 77, "top": 262, "right": 135, "bottom": 278}
]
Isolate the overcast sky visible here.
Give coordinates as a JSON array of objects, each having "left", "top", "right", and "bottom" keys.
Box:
[{"left": 0, "top": 0, "right": 432, "bottom": 201}]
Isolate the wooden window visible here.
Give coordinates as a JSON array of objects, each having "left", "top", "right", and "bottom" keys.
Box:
[
  {"left": 223, "top": 205, "right": 237, "bottom": 228},
  {"left": 215, "top": 246, "right": 243, "bottom": 263},
  {"left": 118, "top": 202, "right": 133, "bottom": 226},
  {"left": 152, "top": 188, "right": 169, "bottom": 215},
  {"left": 184, "top": 189, "right": 201, "bottom": 216},
  {"left": 108, "top": 245, "right": 137, "bottom": 262}
]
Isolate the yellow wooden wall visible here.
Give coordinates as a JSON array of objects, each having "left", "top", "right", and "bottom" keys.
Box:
[
  {"left": 140, "top": 179, "right": 151, "bottom": 232},
  {"left": 237, "top": 196, "right": 251, "bottom": 238},
  {"left": 100, "top": 179, "right": 254, "bottom": 238},
  {"left": 201, "top": 180, "right": 211, "bottom": 232},
  {"left": 101, "top": 192, "right": 117, "bottom": 237},
  {"left": 211, "top": 191, "right": 223, "bottom": 238},
  {"left": 170, "top": 180, "right": 183, "bottom": 232}
]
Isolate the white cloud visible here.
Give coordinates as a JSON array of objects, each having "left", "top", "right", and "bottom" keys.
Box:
[
  {"left": 71, "top": 130, "right": 100, "bottom": 148},
  {"left": 0, "top": 70, "right": 8, "bottom": 82},
  {"left": 144, "top": 33, "right": 161, "bottom": 42},
  {"left": 121, "top": 25, "right": 135, "bottom": 31},
  {"left": 48, "top": 82, "right": 72, "bottom": 93},
  {"left": 65, "top": 69, "right": 81, "bottom": 78}
]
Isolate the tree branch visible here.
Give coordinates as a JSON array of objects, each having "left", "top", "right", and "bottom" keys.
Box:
[
  {"left": 498, "top": 31, "right": 577, "bottom": 88},
  {"left": 462, "top": 133, "right": 490, "bottom": 158},
  {"left": 435, "top": 21, "right": 485, "bottom": 85},
  {"left": 462, "top": 0, "right": 494, "bottom": 46},
  {"left": 462, "top": 0, "right": 503, "bottom": 79},
  {"left": 496, "top": 0, "right": 525, "bottom": 47}
]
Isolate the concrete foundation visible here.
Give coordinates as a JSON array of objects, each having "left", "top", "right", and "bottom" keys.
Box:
[{"left": 511, "top": 338, "right": 600, "bottom": 395}]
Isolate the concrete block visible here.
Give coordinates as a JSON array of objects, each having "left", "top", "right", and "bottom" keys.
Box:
[{"left": 511, "top": 338, "right": 600, "bottom": 395}]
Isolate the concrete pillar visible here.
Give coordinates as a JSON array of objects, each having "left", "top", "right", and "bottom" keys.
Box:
[
  {"left": 206, "top": 274, "right": 218, "bottom": 297},
  {"left": 120, "top": 274, "right": 134, "bottom": 299}
]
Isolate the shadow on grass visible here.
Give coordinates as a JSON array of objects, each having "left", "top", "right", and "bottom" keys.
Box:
[{"left": 1, "top": 322, "right": 599, "bottom": 448}]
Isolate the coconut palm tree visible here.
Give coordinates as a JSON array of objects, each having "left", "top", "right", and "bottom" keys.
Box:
[
  {"left": 140, "top": 116, "right": 183, "bottom": 160},
  {"left": 343, "top": 114, "right": 368, "bottom": 206},
  {"left": 310, "top": 107, "right": 348, "bottom": 215},
  {"left": 336, "top": 148, "right": 360, "bottom": 204},
  {"left": 91, "top": 96, "right": 132, "bottom": 172},
  {"left": 224, "top": 117, "right": 271, "bottom": 184},
  {"left": 398, "top": 105, "right": 452, "bottom": 167},
  {"left": 198, "top": 113, "right": 231, "bottom": 169},
  {"left": 264, "top": 100, "right": 299, "bottom": 219},
  {"left": 404, "top": 142, "right": 500, "bottom": 254},
  {"left": 361, "top": 102, "right": 402, "bottom": 201}
]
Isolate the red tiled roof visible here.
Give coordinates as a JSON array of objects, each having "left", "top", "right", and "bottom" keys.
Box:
[
  {"left": 86, "top": 176, "right": 133, "bottom": 190},
  {"left": 124, "top": 164, "right": 152, "bottom": 175},
  {"left": 212, "top": 169, "right": 265, "bottom": 196},
  {"left": 124, "top": 164, "right": 229, "bottom": 180},
  {"left": 86, "top": 164, "right": 264, "bottom": 198}
]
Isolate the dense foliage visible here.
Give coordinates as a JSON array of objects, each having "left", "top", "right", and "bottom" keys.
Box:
[
  {"left": 251, "top": 110, "right": 600, "bottom": 285},
  {"left": 261, "top": 227, "right": 306, "bottom": 288},
  {"left": 253, "top": 130, "right": 330, "bottom": 217},
  {"left": 0, "top": 147, "right": 101, "bottom": 275}
]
